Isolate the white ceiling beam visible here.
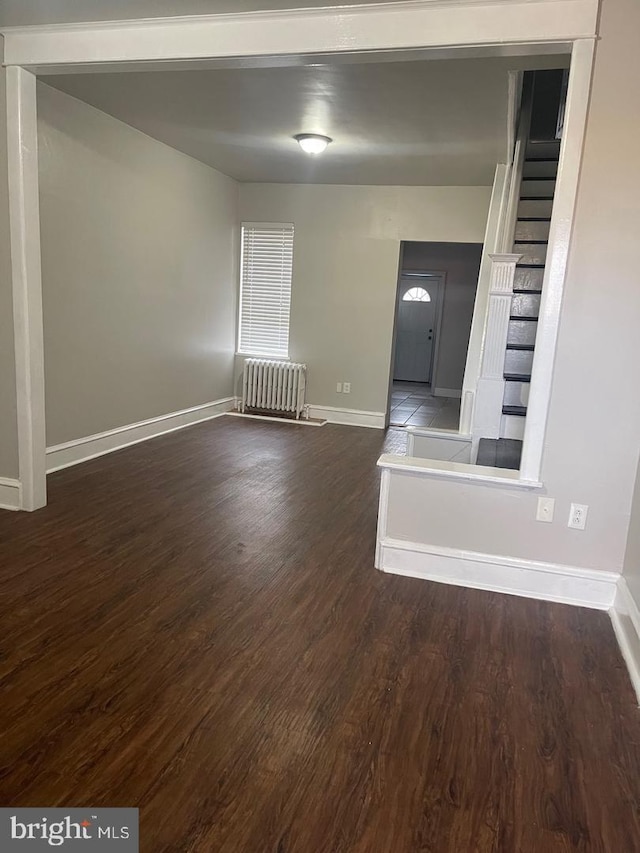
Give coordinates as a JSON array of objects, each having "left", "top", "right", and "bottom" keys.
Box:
[{"left": 2, "top": 0, "right": 599, "bottom": 70}]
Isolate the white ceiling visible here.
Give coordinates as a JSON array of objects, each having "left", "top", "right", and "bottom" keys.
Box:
[
  {"left": 43, "top": 55, "right": 567, "bottom": 186},
  {"left": 0, "top": 0, "right": 403, "bottom": 27}
]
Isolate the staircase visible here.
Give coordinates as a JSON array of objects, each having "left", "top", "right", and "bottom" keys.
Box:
[
  {"left": 501, "top": 138, "right": 560, "bottom": 440},
  {"left": 470, "top": 69, "right": 567, "bottom": 467}
]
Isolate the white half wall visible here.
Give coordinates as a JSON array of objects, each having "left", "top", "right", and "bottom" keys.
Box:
[
  {"left": 37, "top": 83, "right": 239, "bottom": 447},
  {"left": 238, "top": 182, "right": 491, "bottom": 414}
]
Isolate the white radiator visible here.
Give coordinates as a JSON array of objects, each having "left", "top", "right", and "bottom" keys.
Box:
[{"left": 242, "top": 359, "right": 307, "bottom": 419}]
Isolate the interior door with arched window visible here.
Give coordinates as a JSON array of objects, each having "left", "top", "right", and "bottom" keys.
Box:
[{"left": 393, "top": 275, "right": 442, "bottom": 383}]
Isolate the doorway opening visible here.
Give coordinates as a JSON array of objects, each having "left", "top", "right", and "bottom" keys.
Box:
[{"left": 388, "top": 241, "right": 483, "bottom": 429}]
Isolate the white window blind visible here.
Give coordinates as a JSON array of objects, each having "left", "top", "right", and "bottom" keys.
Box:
[{"left": 238, "top": 222, "right": 294, "bottom": 358}]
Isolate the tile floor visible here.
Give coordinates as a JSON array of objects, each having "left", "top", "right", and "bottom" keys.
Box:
[{"left": 390, "top": 381, "right": 461, "bottom": 429}]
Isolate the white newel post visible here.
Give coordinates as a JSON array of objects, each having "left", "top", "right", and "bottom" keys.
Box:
[{"left": 471, "top": 254, "right": 521, "bottom": 443}]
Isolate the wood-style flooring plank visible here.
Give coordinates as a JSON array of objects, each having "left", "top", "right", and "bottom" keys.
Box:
[{"left": 0, "top": 417, "right": 639, "bottom": 851}]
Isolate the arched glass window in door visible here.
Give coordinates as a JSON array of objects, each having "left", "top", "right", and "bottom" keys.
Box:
[{"left": 402, "top": 286, "right": 431, "bottom": 302}]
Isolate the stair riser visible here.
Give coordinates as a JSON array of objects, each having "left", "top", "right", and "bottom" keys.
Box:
[
  {"left": 523, "top": 160, "right": 558, "bottom": 179},
  {"left": 507, "top": 320, "right": 538, "bottom": 347},
  {"left": 525, "top": 141, "right": 561, "bottom": 159},
  {"left": 513, "top": 243, "right": 547, "bottom": 265},
  {"left": 520, "top": 179, "right": 556, "bottom": 198},
  {"left": 511, "top": 292, "right": 541, "bottom": 318},
  {"left": 504, "top": 381, "right": 530, "bottom": 407},
  {"left": 515, "top": 220, "right": 550, "bottom": 241},
  {"left": 514, "top": 267, "right": 544, "bottom": 291},
  {"left": 518, "top": 199, "right": 553, "bottom": 218},
  {"left": 504, "top": 349, "right": 534, "bottom": 375}
]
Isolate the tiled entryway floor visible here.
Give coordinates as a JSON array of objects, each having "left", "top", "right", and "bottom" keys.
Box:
[{"left": 390, "top": 381, "right": 461, "bottom": 429}]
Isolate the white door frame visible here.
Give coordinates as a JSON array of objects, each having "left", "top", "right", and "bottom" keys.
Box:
[{"left": 1, "top": 0, "right": 598, "bottom": 507}]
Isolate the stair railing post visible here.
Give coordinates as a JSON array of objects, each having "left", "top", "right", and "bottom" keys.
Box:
[{"left": 471, "top": 253, "right": 522, "bottom": 446}]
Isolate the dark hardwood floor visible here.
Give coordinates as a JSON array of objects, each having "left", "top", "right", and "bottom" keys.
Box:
[{"left": 1, "top": 417, "right": 640, "bottom": 851}]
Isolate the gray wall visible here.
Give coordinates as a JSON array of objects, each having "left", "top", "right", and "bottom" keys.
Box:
[
  {"left": 0, "top": 63, "right": 19, "bottom": 479},
  {"left": 238, "top": 183, "right": 491, "bottom": 413},
  {"left": 401, "top": 241, "right": 482, "bottom": 394},
  {"left": 38, "top": 83, "right": 239, "bottom": 446},
  {"left": 386, "top": 0, "right": 640, "bottom": 574}
]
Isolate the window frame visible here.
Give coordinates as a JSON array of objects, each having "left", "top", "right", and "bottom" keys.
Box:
[
  {"left": 402, "top": 286, "right": 432, "bottom": 303},
  {"left": 237, "top": 221, "right": 294, "bottom": 360}
]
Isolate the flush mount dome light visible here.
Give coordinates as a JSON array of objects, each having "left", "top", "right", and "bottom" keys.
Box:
[{"left": 294, "top": 133, "right": 332, "bottom": 154}]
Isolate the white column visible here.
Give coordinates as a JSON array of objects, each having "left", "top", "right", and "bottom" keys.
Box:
[
  {"left": 520, "top": 38, "right": 596, "bottom": 482},
  {"left": 472, "top": 254, "right": 521, "bottom": 442},
  {"left": 6, "top": 66, "right": 46, "bottom": 510}
]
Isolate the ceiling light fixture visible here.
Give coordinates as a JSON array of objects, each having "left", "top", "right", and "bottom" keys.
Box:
[{"left": 294, "top": 133, "right": 332, "bottom": 155}]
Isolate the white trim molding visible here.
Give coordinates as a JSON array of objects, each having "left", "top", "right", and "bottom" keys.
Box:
[
  {"left": 610, "top": 578, "right": 640, "bottom": 705},
  {"left": 6, "top": 66, "right": 46, "bottom": 511},
  {"left": 1, "top": 1, "right": 598, "bottom": 70},
  {"left": 377, "top": 536, "right": 619, "bottom": 611},
  {"left": 0, "top": 477, "right": 22, "bottom": 511},
  {"left": 377, "top": 452, "right": 542, "bottom": 489},
  {"left": 46, "top": 397, "right": 234, "bottom": 473},
  {"left": 308, "top": 405, "right": 385, "bottom": 430}
]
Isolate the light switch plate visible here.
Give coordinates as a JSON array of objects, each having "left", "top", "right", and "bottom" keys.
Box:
[{"left": 536, "top": 497, "right": 555, "bottom": 523}]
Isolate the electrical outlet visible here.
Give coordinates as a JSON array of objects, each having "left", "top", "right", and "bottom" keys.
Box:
[
  {"left": 343, "top": 382, "right": 351, "bottom": 394},
  {"left": 336, "top": 382, "right": 342, "bottom": 393},
  {"left": 536, "top": 496, "right": 555, "bottom": 523},
  {"left": 568, "top": 503, "right": 588, "bottom": 530}
]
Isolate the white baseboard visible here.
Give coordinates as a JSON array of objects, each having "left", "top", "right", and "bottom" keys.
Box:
[
  {"left": 610, "top": 578, "right": 640, "bottom": 705},
  {"left": 46, "top": 397, "right": 235, "bottom": 473},
  {"left": 0, "top": 477, "right": 21, "bottom": 511},
  {"left": 433, "top": 387, "right": 462, "bottom": 399},
  {"left": 307, "top": 404, "right": 385, "bottom": 429},
  {"left": 376, "top": 536, "right": 619, "bottom": 610}
]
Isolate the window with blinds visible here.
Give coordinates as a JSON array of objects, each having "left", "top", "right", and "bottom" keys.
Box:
[{"left": 238, "top": 222, "right": 294, "bottom": 358}]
